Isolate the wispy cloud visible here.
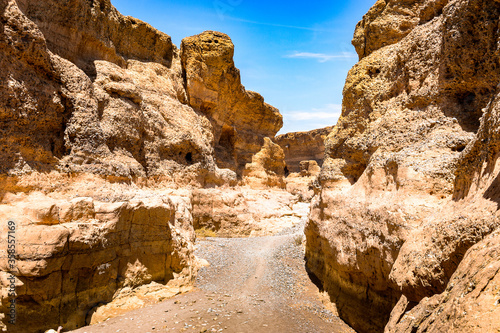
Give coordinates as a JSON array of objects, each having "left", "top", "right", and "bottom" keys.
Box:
[
  {"left": 285, "top": 51, "right": 357, "bottom": 62},
  {"left": 278, "top": 104, "right": 342, "bottom": 134},
  {"left": 286, "top": 104, "right": 342, "bottom": 121}
]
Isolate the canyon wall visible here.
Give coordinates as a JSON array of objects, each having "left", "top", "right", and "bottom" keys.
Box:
[
  {"left": 275, "top": 126, "right": 333, "bottom": 174},
  {"left": 0, "top": 190, "right": 197, "bottom": 332},
  {"left": 0, "top": 0, "right": 282, "bottom": 183},
  {"left": 181, "top": 32, "right": 283, "bottom": 174},
  {"left": 0, "top": 0, "right": 282, "bottom": 331},
  {"left": 306, "top": 0, "right": 500, "bottom": 332}
]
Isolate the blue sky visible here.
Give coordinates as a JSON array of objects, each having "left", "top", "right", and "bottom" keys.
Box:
[{"left": 111, "top": 0, "right": 375, "bottom": 134}]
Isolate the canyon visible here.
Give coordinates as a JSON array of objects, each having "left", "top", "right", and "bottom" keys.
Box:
[{"left": 0, "top": 0, "right": 499, "bottom": 332}]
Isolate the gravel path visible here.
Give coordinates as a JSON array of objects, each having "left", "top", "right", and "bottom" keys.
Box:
[{"left": 71, "top": 203, "right": 355, "bottom": 333}]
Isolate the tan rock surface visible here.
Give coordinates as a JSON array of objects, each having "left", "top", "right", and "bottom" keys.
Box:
[
  {"left": 385, "top": 230, "right": 500, "bottom": 333},
  {"left": 0, "top": 0, "right": 218, "bottom": 183},
  {"left": 0, "top": 0, "right": 282, "bottom": 331},
  {"left": 192, "top": 187, "right": 306, "bottom": 237},
  {"left": 305, "top": 192, "right": 421, "bottom": 333},
  {"left": 1, "top": 0, "right": 281, "bottom": 184},
  {"left": 242, "top": 137, "right": 287, "bottom": 189},
  {"left": 0, "top": 190, "right": 197, "bottom": 332},
  {"left": 284, "top": 161, "right": 321, "bottom": 202},
  {"left": 298, "top": 160, "right": 321, "bottom": 177},
  {"left": 352, "top": 0, "right": 449, "bottom": 60},
  {"left": 181, "top": 31, "right": 283, "bottom": 174},
  {"left": 16, "top": 0, "right": 175, "bottom": 77},
  {"left": 275, "top": 126, "right": 333, "bottom": 174},
  {"left": 307, "top": 0, "right": 500, "bottom": 332}
]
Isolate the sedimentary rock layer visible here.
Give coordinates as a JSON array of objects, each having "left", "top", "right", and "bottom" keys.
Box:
[
  {"left": 306, "top": 0, "right": 500, "bottom": 332},
  {"left": 0, "top": 0, "right": 282, "bottom": 331},
  {"left": 275, "top": 126, "right": 333, "bottom": 174},
  {"left": 191, "top": 187, "right": 303, "bottom": 237},
  {"left": 0, "top": 191, "right": 196, "bottom": 332}
]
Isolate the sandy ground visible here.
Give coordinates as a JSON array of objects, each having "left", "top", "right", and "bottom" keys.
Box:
[{"left": 70, "top": 203, "right": 355, "bottom": 333}]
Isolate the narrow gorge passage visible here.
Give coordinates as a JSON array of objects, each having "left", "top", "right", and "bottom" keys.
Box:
[{"left": 70, "top": 203, "right": 355, "bottom": 333}]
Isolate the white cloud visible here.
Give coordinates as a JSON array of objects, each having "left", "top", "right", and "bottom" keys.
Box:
[
  {"left": 285, "top": 51, "right": 357, "bottom": 62},
  {"left": 285, "top": 104, "right": 342, "bottom": 121}
]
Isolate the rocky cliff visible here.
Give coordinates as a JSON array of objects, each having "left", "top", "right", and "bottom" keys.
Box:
[
  {"left": 0, "top": 189, "right": 197, "bottom": 332},
  {"left": 306, "top": 0, "right": 500, "bottom": 332},
  {"left": 181, "top": 32, "right": 283, "bottom": 174},
  {"left": 0, "top": 0, "right": 282, "bottom": 331},
  {"left": 0, "top": 0, "right": 281, "bottom": 183},
  {"left": 275, "top": 126, "right": 333, "bottom": 174}
]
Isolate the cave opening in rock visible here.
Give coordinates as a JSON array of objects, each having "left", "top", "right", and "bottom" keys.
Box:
[
  {"left": 185, "top": 152, "right": 193, "bottom": 164},
  {"left": 215, "top": 125, "right": 237, "bottom": 169},
  {"left": 218, "top": 126, "right": 236, "bottom": 152}
]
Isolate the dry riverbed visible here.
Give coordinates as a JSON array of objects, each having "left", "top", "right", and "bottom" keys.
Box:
[{"left": 71, "top": 203, "right": 355, "bottom": 333}]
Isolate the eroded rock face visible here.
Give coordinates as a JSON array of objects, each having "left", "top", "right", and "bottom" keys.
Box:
[
  {"left": 0, "top": 0, "right": 218, "bottom": 183},
  {"left": 298, "top": 161, "right": 321, "bottom": 177},
  {"left": 284, "top": 161, "right": 321, "bottom": 202},
  {"left": 352, "top": 0, "right": 449, "bottom": 60},
  {"left": 0, "top": 191, "right": 196, "bottom": 332},
  {"left": 307, "top": 0, "right": 500, "bottom": 332},
  {"left": 0, "top": 0, "right": 282, "bottom": 331},
  {"left": 191, "top": 188, "right": 306, "bottom": 237},
  {"left": 242, "top": 137, "right": 287, "bottom": 189},
  {"left": 275, "top": 127, "right": 333, "bottom": 174},
  {"left": 15, "top": 0, "right": 175, "bottom": 77},
  {"left": 1, "top": 0, "right": 281, "bottom": 184},
  {"left": 181, "top": 31, "right": 283, "bottom": 174},
  {"left": 385, "top": 230, "right": 500, "bottom": 333}
]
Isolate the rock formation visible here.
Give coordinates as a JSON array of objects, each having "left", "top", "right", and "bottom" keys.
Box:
[
  {"left": 274, "top": 127, "right": 330, "bottom": 202},
  {"left": 284, "top": 160, "right": 321, "bottom": 202},
  {"left": 385, "top": 230, "right": 500, "bottom": 332},
  {"left": 242, "top": 137, "right": 286, "bottom": 189},
  {"left": 3, "top": 0, "right": 500, "bottom": 332},
  {"left": 0, "top": 0, "right": 281, "bottom": 183},
  {"left": 191, "top": 187, "right": 305, "bottom": 237},
  {"left": 0, "top": 0, "right": 282, "bottom": 331},
  {"left": 275, "top": 126, "right": 333, "bottom": 174},
  {"left": 0, "top": 189, "right": 197, "bottom": 332},
  {"left": 0, "top": 0, "right": 210, "bottom": 181},
  {"left": 306, "top": 0, "right": 500, "bottom": 332},
  {"left": 297, "top": 160, "right": 321, "bottom": 177},
  {"left": 181, "top": 32, "right": 283, "bottom": 174}
]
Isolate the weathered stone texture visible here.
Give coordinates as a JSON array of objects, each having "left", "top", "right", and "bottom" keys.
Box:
[
  {"left": 242, "top": 137, "right": 286, "bottom": 189},
  {"left": 181, "top": 31, "right": 283, "bottom": 174},
  {"left": 307, "top": 0, "right": 500, "bottom": 332},
  {"left": 0, "top": 1, "right": 281, "bottom": 183},
  {"left": 0, "top": 193, "right": 196, "bottom": 332},
  {"left": 0, "top": 0, "right": 282, "bottom": 331},
  {"left": 275, "top": 126, "right": 332, "bottom": 174}
]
